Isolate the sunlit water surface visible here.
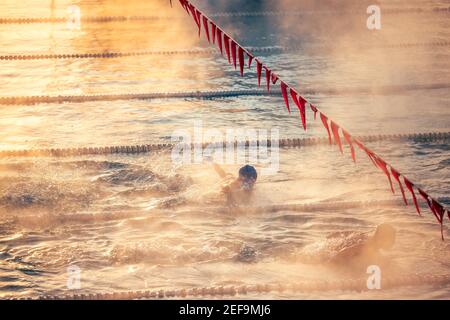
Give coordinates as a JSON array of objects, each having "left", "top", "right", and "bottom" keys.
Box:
[{"left": 0, "top": 0, "right": 449, "bottom": 299}]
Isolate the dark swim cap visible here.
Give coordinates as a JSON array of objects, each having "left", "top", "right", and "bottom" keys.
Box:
[{"left": 239, "top": 165, "right": 257, "bottom": 181}]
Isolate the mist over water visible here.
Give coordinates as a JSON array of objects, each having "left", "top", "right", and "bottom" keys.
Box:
[{"left": 0, "top": 0, "right": 449, "bottom": 299}]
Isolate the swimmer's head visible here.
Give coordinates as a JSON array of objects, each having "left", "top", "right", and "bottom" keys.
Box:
[
  {"left": 238, "top": 165, "right": 257, "bottom": 191},
  {"left": 373, "top": 223, "right": 396, "bottom": 250}
]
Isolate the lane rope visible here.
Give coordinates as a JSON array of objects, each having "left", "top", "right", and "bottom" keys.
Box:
[
  {"left": 0, "top": 131, "right": 448, "bottom": 158},
  {"left": 7, "top": 273, "right": 449, "bottom": 300},
  {"left": 2, "top": 82, "right": 450, "bottom": 106},
  {"left": 1, "top": 41, "right": 450, "bottom": 61},
  {"left": 1, "top": 7, "right": 449, "bottom": 24}
]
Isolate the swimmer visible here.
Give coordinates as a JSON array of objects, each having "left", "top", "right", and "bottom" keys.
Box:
[
  {"left": 212, "top": 163, "right": 257, "bottom": 206},
  {"left": 329, "top": 223, "right": 396, "bottom": 268}
]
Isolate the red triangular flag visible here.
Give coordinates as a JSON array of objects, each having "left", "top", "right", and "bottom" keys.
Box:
[
  {"left": 330, "top": 121, "right": 343, "bottom": 154},
  {"left": 185, "top": 2, "right": 192, "bottom": 14},
  {"left": 418, "top": 189, "right": 431, "bottom": 207},
  {"left": 374, "top": 156, "right": 395, "bottom": 194},
  {"left": 247, "top": 54, "right": 253, "bottom": 69},
  {"left": 202, "top": 16, "right": 210, "bottom": 42},
  {"left": 223, "top": 34, "right": 231, "bottom": 63},
  {"left": 210, "top": 22, "right": 216, "bottom": 44},
  {"left": 431, "top": 199, "right": 445, "bottom": 224},
  {"left": 290, "top": 89, "right": 306, "bottom": 130},
  {"left": 265, "top": 67, "right": 271, "bottom": 92},
  {"left": 238, "top": 46, "right": 245, "bottom": 76},
  {"left": 297, "top": 95, "right": 307, "bottom": 131},
  {"left": 216, "top": 28, "right": 223, "bottom": 55},
  {"left": 256, "top": 60, "right": 262, "bottom": 87},
  {"left": 342, "top": 130, "right": 355, "bottom": 162},
  {"left": 390, "top": 168, "right": 407, "bottom": 205},
  {"left": 231, "top": 41, "right": 237, "bottom": 69},
  {"left": 320, "top": 113, "right": 332, "bottom": 144},
  {"left": 188, "top": 5, "right": 199, "bottom": 27},
  {"left": 310, "top": 104, "right": 318, "bottom": 120},
  {"left": 271, "top": 73, "right": 279, "bottom": 84},
  {"left": 280, "top": 81, "right": 291, "bottom": 113},
  {"left": 367, "top": 150, "right": 379, "bottom": 168},
  {"left": 179, "top": 0, "right": 189, "bottom": 13},
  {"left": 431, "top": 200, "right": 445, "bottom": 240},
  {"left": 403, "top": 178, "right": 421, "bottom": 215},
  {"left": 195, "top": 10, "right": 202, "bottom": 37},
  {"left": 354, "top": 140, "right": 378, "bottom": 168},
  {"left": 418, "top": 190, "right": 445, "bottom": 239},
  {"left": 418, "top": 189, "right": 439, "bottom": 221}
]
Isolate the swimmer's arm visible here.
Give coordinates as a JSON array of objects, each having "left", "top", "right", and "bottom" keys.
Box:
[
  {"left": 326, "top": 231, "right": 355, "bottom": 239},
  {"left": 330, "top": 243, "right": 364, "bottom": 264},
  {"left": 212, "top": 163, "right": 228, "bottom": 178}
]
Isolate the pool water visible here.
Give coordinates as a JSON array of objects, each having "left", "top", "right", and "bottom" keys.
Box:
[{"left": 0, "top": 0, "right": 449, "bottom": 299}]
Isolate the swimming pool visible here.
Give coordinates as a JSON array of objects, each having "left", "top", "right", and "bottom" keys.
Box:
[{"left": 0, "top": 0, "right": 449, "bottom": 299}]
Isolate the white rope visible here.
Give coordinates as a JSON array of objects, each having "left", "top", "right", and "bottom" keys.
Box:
[
  {"left": 0, "top": 131, "right": 447, "bottom": 158},
  {"left": 1, "top": 7, "right": 448, "bottom": 24},
  {"left": 7, "top": 273, "right": 447, "bottom": 300}
]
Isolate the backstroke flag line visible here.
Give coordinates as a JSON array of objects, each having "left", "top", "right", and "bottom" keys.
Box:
[{"left": 173, "top": 0, "right": 449, "bottom": 239}]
